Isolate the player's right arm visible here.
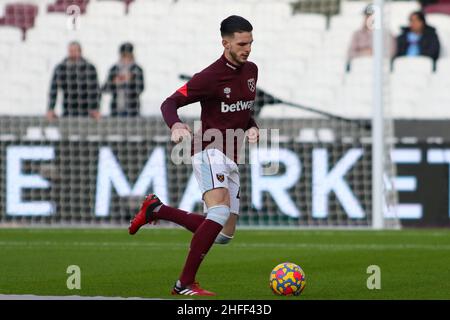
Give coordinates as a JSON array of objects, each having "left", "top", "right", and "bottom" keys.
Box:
[
  {"left": 47, "top": 64, "right": 60, "bottom": 120},
  {"left": 160, "top": 72, "right": 212, "bottom": 143}
]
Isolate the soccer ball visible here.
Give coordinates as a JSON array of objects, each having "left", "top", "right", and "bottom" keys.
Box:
[{"left": 269, "top": 262, "right": 306, "bottom": 296}]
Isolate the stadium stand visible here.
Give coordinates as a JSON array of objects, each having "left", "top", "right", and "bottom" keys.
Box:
[
  {"left": 424, "top": 0, "right": 450, "bottom": 15},
  {"left": 0, "top": 2, "right": 38, "bottom": 40},
  {"left": 0, "top": 0, "right": 449, "bottom": 119},
  {"left": 47, "top": 0, "right": 89, "bottom": 14}
]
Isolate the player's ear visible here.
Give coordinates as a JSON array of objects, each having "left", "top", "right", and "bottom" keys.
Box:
[{"left": 222, "top": 38, "right": 230, "bottom": 50}]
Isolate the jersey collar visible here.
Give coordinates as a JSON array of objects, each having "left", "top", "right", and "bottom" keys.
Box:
[{"left": 221, "top": 54, "right": 242, "bottom": 71}]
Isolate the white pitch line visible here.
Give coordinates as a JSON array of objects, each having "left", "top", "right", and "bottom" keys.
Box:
[{"left": 0, "top": 241, "right": 449, "bottom": 251}]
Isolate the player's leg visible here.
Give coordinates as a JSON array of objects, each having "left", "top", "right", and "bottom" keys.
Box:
[
  {"left": 173, "top": 187, "right": 230, "bottom": 295},
  {"left": 215, "top": 169, "right": 240, "bottom": 244},
  {"left": 172, "top": 149, "right": 232, "bottom": 295},
  {"left": 215, "top": 213, "right": 238, "bottom": 244},
  {"left": 128, "top": 195, "right": 205, "bottom": 235}
]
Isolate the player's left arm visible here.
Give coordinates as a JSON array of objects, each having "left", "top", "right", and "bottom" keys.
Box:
[
  {"left": 88, "top": 64, "right": 101, "bottom": 119},
  {"left": 134, "top": 65, "right": 145, "bottom": 95},
  {"left": 246, "top": 63, "right": 259, "bottom": 144}
]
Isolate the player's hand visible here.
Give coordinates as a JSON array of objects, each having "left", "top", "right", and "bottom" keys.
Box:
[
  {"left": 246, "top": 127, "right": 259, "bottom": 144},
  {"left": 46, "top": 110, "right": 57, "bottom": 121},
  {"left": 171, "top": 122, "right": 192, "bottom": 144},
  {"left": 89, "top": 110, "right": 101, "bottom": 120}
]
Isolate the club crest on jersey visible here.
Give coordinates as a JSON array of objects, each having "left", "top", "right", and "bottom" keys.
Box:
[
  {"left": 224, "top": 87, "right": 231, "bottom": 99},
  {"left": 247, "top": 78, "right": 256, "bottom": 92},
  {"left": 216, "top": 174, "right": 225, "bottom": 183}
]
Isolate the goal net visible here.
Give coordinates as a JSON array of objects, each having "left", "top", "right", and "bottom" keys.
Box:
[{"left": 0, "top": 0, "right": 401, "bottom": 228}]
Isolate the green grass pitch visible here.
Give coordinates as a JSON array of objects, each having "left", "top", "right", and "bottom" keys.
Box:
[{"left": 0, "top": 228, "right": 449, "bottom": 299}]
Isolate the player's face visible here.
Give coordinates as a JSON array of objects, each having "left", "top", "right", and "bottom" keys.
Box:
[
  {"left": 223, "top": 32, "right": 253, "bottom": 65},
  {"left": 409, "top": 14, "right": 424, "bottom": 33},
  {"left": 68, "top": 44, "right": 82, "bottom": 61},
  {"left": 120, "top": 52, "right": 134, "bottom": 65}
]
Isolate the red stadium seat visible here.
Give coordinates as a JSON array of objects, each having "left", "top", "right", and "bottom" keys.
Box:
[
  {"left": 47, "top": 0, "right": 90, "bottom": 15},
  {"left": 0, "top": 3, "right": 38, "bottom": 41},
  {"left": 425, "top": 3, "right": 450, "bottom": 14},
  {"left": 124, "top": 0, "right": 135, "bottom": 14}
]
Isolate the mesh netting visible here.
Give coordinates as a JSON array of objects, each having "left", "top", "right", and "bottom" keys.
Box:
[{"left": 0, "top": 0, "right": 405, "bottom": 228}]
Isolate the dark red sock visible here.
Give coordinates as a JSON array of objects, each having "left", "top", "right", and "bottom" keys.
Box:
[
  {"left": 179, "top": 219, "right": 223, "bottom": 286},
  {"left": 153, "top": 205, "right": 205, "bottom": 233}
]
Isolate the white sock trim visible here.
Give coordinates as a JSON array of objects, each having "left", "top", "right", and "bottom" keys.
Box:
[{"left": 206, "top": 205, "right": 230, "bottom": 226}]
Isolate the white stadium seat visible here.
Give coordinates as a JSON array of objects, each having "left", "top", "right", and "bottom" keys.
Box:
[
  {"left": 0, "top": 0, "right": 450, "bottom": 118},
  {"left": 388, "top": 1, "right": 421, "bottom": 36},
  {"left": 436, "top": 58, "right": 450, "bottom": 73},
  {"left": 259, "top": 104, "right": 313, "bottom": 119},
  {"left": 340, "top": 0, "right": 371, "bottom": 17},
  {"left": 86, "top": 0, "right": 125, "bottom": 17},
  {"left": 348, "top": 56, "right": 373, "bottom": 74},
  {"left": 330, "top": 14, "right": 363, "bottom": 32},
  {"left": 426, "top": 14, "right": 450, "bottom": 34},
  {"left": 0, "top": 26, "right": 23, "bottom": 43},
  {"left": 393, "top": 56, "right": 434, "bottom": 75}
]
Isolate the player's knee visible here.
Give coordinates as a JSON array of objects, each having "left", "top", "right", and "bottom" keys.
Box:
[
  {"left": 206, "top": 205, "right": 230, "bottom": 227},
  {"left": 204, "top": 188, "right": 230, "bottom": 207},
  {"left": 214, "top": 232, "right": 234, "bottom": 245}
]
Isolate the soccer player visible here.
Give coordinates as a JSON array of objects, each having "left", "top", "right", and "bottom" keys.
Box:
[{"left": 128, "top": 15, "right": 259, "bottom": 296}]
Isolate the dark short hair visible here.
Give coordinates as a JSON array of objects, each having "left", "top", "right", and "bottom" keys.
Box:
[
  {"left": 410, "top": 11, "right": 426, "bottom": 25},
  {"left": 68, "top": 41, "right": 81, "bottom": 49},
  {"left": 220, "top": 15, "right": 253, "bottom": 37},
  {"left": 363, "top": 4, "right": 374, "bottom": 16},
  {"left": 120, "top": 42, "right": 134, "bottom": 54}
]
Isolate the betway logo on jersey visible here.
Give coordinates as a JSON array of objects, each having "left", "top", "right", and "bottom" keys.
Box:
[{"left": 221, "top": 100, "right": 254, "bottom": 113}]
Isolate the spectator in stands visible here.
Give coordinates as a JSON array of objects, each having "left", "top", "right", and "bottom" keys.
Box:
[
  {"left": 346, "top": 5, "right": 396, "bottom": 71},
  {"left": 102, "top": 42, "right": 145, "bottom": 117},
  {"left": 47, "top": 41, "right": 100, "bottom": 119},
  {"left": 395, "top": 11, "right": 440, "bottom": 69}
]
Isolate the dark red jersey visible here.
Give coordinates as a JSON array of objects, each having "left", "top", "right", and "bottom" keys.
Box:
[{"left": 161, "top": 54, "right": 258, "bottom": 163}]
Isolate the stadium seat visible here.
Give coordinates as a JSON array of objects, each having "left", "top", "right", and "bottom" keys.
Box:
[
  {"left": 388, "top": 1, "right": 421, "bottom": 36},
  {"left": 330, "top": 14, "right": 362, "bottom": 32},
  {"left": 0, "top": 25, "right": 23, "bottom": 43},
  {"left": 426, "top": 13, "right": 450, "bottom": 33},
  {"left": 340, "top": 0, "right": 371, "bottom": 16},
  {"left": 47, "top": 0, "right": 89, "bottom": 14},
  {"left": 335, "top": 85, "right": 372, "bottom": 119},
  {"left": 259, "top": 104, "right": 311, "bottom": 119},
  {"left": 128, "top": 0, "right": 171, "bottom": 18},
  {"left": 425, "top": 3, "right": 450, "bottom": 15},
  {"left": 1, "top": 0, "right": 450, "bottom": 119},
  {"left": 393, "top": 56, "right": 434, "bottom": 75},
  {"left": 87, "top": 0, "right": 128, "bottom": 17},
  {"left": 387, "top": 1, "right": 421, "bottom": 17},
  {"left": 348, "top": 56, "right": 373, "bottom": 74},
  {"left": 321, "top": 30, "right": 354, "bottom": 59},
  {"left": 287, "top": 13, "right": 327, "bottom": 32},
  {"left": 436, "top": 57, "right": 450, "bottom": 72},
  {"left": 117, "top": 0, "right": 134, "bottom": 14},
  {"left": 0, "top": 3, "right": 38, "bottom": 40}
]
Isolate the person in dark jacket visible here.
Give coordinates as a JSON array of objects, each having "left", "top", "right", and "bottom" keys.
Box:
[
  {"left": 102, "top": 43, "right": 145, "bottom": 117},
  {"left": 47, "top": 41, "right": 100, "bottom": 119},
  {"left": 395, "top": 11, "right": 440, "bottom": 69}
]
